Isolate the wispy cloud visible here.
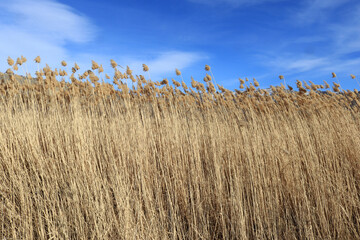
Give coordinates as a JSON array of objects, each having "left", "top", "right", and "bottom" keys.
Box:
[
  {"left": 0, "top": 0, "right": 96, "bottom": 44},
  {"left": 65, "top": 51, "right": 207, "bottom": 82},
  {"left": 125, "top": 51, "right": 206, "bottom": 79},
  {"left": 270, "top": 57, "right": 328, "bottom": 73},
  {"left": 0, "top": 0, "right": 205, "bottom": 82},
  {"left": 295, "top": 0, "right": 351, "bottom": 25},
  {"left": 329, "top": 5, "right": 360, "bottom": 55},
  {"left": 188, "top": 0, "right": 282, "bottom": 7},
  {"left": 0, "top": 0, "right": 96, "bottom": 73},
  {"left": 256, "top": 0, "right": 360, "bottom": 85},
  {"left": 259, "top": 52, "right": 360, "bottom": 85}
]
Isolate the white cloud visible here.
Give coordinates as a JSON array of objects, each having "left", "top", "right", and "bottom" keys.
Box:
[
  {"left": 0, "top": 0, "right": 97, "bottom": 74},
  {"left": 261, "top": 53, "right": 360, "bottom": 83},
  {"left": 188, "top": 0, "right": 281, "bottom": 7},
  {"left": 0, "top": 0, "right": 205, "bottom": 83},
  {"left": 295, "top": 0, "right": 351, "bottom": 24},
  {"left": 282, "top": 58, "right": 328, "bottom": 72},
  {"left": 69, "top": 51, "right": 206, "bottom": 78},
  {"left": 114, "top": 51, "right": 207, "bottom": 82},
  {"left": 258, "top": 0, "right": 360, "bottom": 81},
  {"left": 266, "top": 56, "right": 328, "bottom": 73},
  {"left": 129, "top": 51, "right": 205, "bottom": 76},
  {"left": 328, "top": 5, "right": 360, "bottom": 55},
  {"left": 0, "top": 0, "right": 95, "bottom": 44}
]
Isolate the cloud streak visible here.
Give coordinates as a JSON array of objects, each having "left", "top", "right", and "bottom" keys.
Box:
[
  {"left": 0, "top": 0, "right": 96, "bottom": 44},
  {"left": 126, "top": 51, "right": 206, "bottom": 78},
  {"left": 295, "top": 0, "right": 351, "bottom": 25},
  {"left": 0, "top": 0, "right": 97, "bottom": 74},
  {"left": 0, "top": 0, "right": 205, "bottom": 83},
  {"left": 188, "top": 0, "right": 282, "bottom": 7},
  {"left": 74, "top": 51, "right": 207, "bottom": 83},
  {"left": 256, "top": 0, "right": 360, "bottom": 87}
]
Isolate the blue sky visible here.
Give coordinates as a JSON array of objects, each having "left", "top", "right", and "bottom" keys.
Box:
[{"left": 1, "top": 0, "right": 360, "bottom": 91}]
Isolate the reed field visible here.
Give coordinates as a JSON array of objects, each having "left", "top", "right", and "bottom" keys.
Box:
[{"left": 0, "top": 56, "right": 360, "bottom": 239}]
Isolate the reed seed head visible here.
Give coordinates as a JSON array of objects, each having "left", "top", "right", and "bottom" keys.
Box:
[
  {"left": 130, "top": 75, "right": 136, "bottom": 82},
  {"left": 110, "top": 59, "right": 117, "bottom": 68},
  {"left": 6, "top": 68, "right": 14, "bottom": 75},
  {"left": 34, "top": 56, "right": 41, "bottom": 63},
  {"left": 98, "top": 65, "right": 104, "bottom": 74},
  {"left": 126, "top": 66, "right": 132, "bottom": 75},
  {"left": 92, "top": 60, "right": 99, "bottom": 70},
  {"left": 181, "top": 81, "right": 188, "bottom": 90},
  {"left": 203, "top": 73, "right": 212, "bottom": 82},
  {"left": 175, "top": 69, "right": 181, "bottom": 76},
  {"left": 16, "top": 57, "right": 23, "bottom": 65},
  {"left": 142, "top": 64, "right": 149, "bottom": 72},
  {"left": 21, "top": 56, "right": 27, "bottom": 64},
  {"left": 323, "top": 81, "right": 330, "bottom": 89},
  {"left": 161, "top": 78, "right": 169, "bottom": 85},
  {"left": 7, "top": 56, "right": 14, "bottom": 66},
  {"left": 172, "top": 79, "right": 181, "bottom": 87},
  {"left": 253, "top": 78, "right": 259, "bottom": 87}
]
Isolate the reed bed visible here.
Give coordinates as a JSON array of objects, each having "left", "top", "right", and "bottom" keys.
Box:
[{"left": 0, "top": 57, "right": 360, "bottom": 239}]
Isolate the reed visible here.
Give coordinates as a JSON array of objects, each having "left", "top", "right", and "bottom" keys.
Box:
[{"left": 0, "top": 57, "right": 360, "bottom": 239}]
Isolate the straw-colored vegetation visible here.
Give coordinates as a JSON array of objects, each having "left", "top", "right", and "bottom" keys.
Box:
[{"left": 1, "top": 56, "right": 360, "bottom": 239}]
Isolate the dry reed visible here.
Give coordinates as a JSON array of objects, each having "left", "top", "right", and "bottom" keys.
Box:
[{"left": 0, "top": 57, "right": 360, "bottom": 239}]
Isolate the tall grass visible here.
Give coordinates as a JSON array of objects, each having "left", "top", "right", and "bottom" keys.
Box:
[{"left": 0, "top": 58, "right": 360, "bottom": 239}]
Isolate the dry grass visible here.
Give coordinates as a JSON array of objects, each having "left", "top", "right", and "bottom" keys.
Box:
[{"left": 0, "top": 58, "right": 360, "bottom": 239}]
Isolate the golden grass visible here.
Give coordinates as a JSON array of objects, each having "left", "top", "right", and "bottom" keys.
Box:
[{"left": 0, "top": 58, "right": 360, "bottom": 239}]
